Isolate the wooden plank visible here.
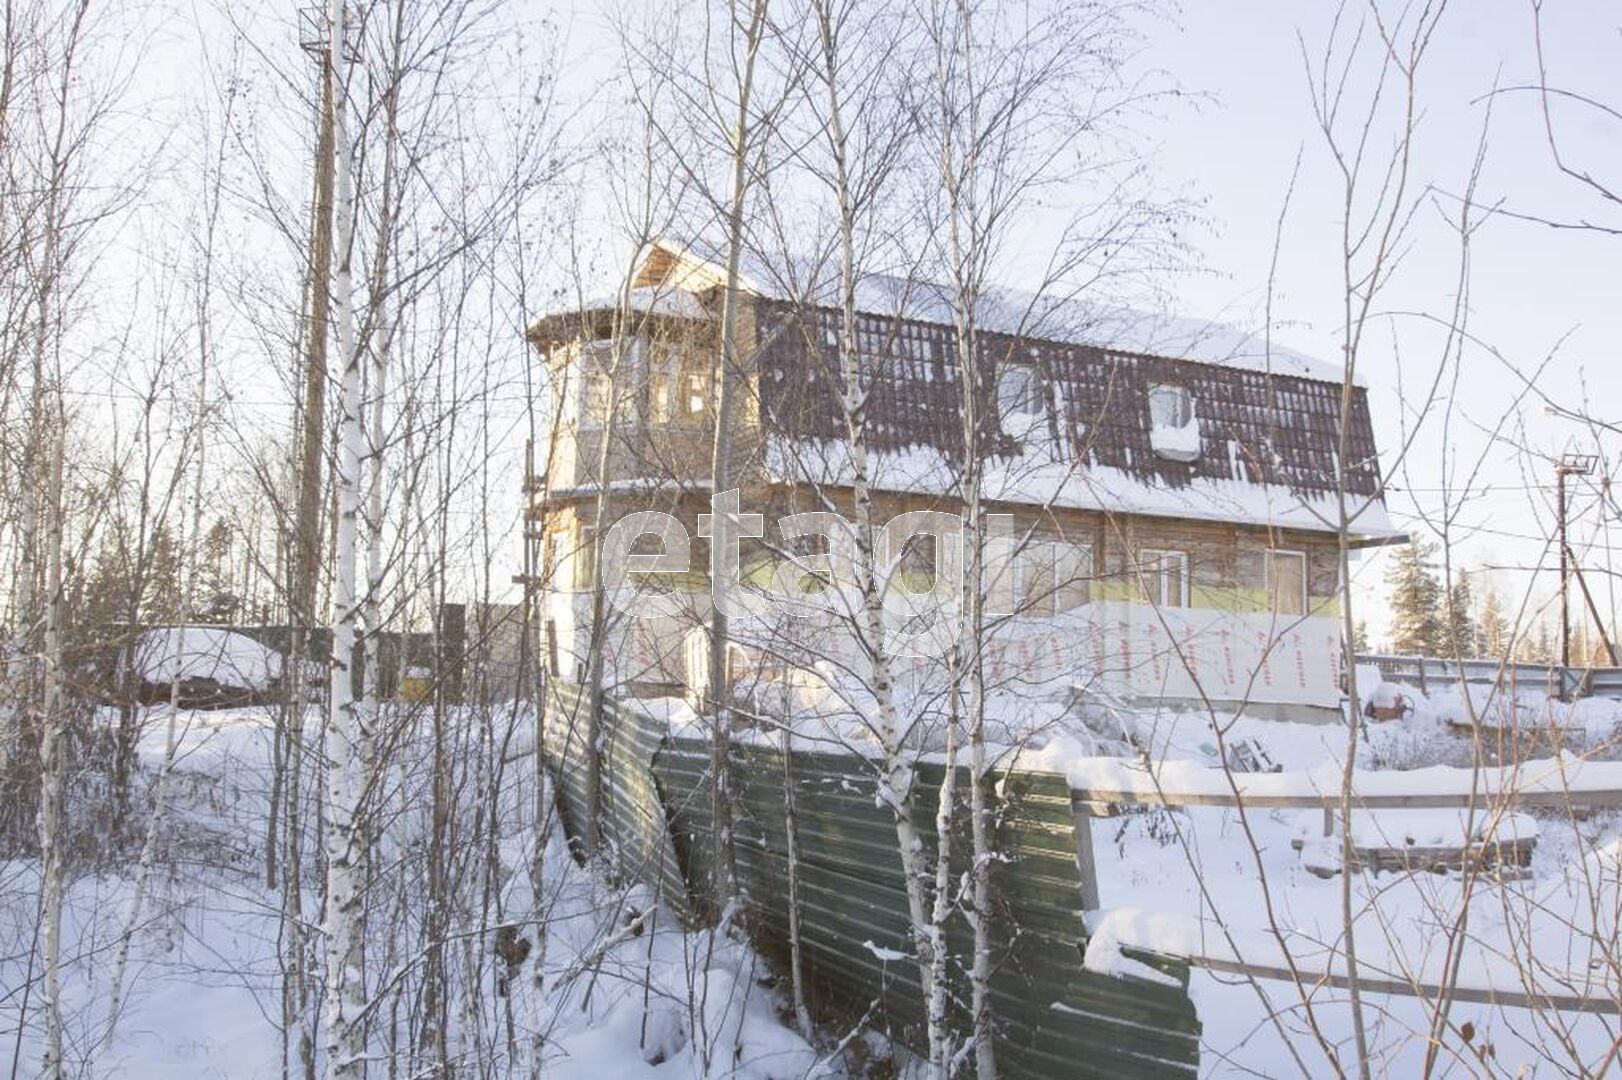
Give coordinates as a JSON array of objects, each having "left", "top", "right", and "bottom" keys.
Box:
[
  {"left": 1071, "top": 804, "right": 1101, "bottom": 911},
  {"left": 1072, "top": 787, "right": 1622, "bottom": 812},
  {"left": 1186, "top": 954, "right": 1621, "bottom": 1015}
]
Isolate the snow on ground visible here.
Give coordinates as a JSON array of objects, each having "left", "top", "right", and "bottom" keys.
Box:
[
  {"left": 1357, "top": 662, "right": 1622, "bottom": 751},
  {"left": 1086, "top": 800, "right": 1622, "bottom": 1075},
  {"left": 0, "top": 704, "right": 829, "bottom": 1079},
  {"left": 1290, "top": 807, "right": 1542, "bottom": 850},
  {"left": 9, "top": 671, "right": 1620, "bottom": 1077},
  {"left": 1058, "top": 679, "right": 1622, "bottom": 1075},
  {"left": 655, "top": 669, "right": 1622, "bottom": 1072}
]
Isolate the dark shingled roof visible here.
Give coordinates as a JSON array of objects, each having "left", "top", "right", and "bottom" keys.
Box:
[{"left": 752, "top": 298, "right": 1384, "bottom": 502}]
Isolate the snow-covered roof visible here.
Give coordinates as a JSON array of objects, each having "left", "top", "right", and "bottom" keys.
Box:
[
  {"left": 526, "top": 283, "right": 710, "bottom": 340},
  {"left": 529, "top": 239, "right": 1391, "bottom": 536},
  {"left": 769, "top": 438, "right": 1399, "bottom": 536},
  {"left": 654, "top": 236, "right": 1347, "bottom": 384},
  {"left": 134, "top": 627, "right": 283, "bottom": 691}
]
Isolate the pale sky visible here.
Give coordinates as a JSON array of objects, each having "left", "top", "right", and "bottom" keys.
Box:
[{"left": 1138, "top": 2, "right": 1621, "bottom": 643}]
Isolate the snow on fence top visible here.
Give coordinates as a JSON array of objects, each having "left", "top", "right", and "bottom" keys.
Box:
[
  {"left": 1054, "top": 751, "right": 1622, "bottom": 810},
  {"left": 133, "top": 627, "right": 282, "bottom": 691}
]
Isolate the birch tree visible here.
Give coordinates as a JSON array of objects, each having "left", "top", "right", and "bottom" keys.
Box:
[
  {"left": 915, "top": 1, "right": 1178, "bottom": 1072},
  {"left": 1, "top": 0, "right": 138, "bottom": 1071},
  {"left": 700, "top": 0, "right": 774, "bottom": 912},
  {"left": 757, "top": 0, "right": 956, "bottom": 1059},
  {"left": 101, "top": 82, "right": 235, "bottom": 1043},
  {"left": 320, "top": 0, "right": 368, "bottom": 1068},
  {"left": 1312, "top": 6, "right": 1452, "bottom": 1072}
]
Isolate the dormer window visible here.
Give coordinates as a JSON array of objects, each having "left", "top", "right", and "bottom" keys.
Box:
[
  {"left": 1149, "top": 384, "right": 1192, "bottom": 427},
  {"left": 998, "top": 362, "right": 1043, "bottom": 434},
  {"left": 1148, "top": 383, "right": 1199, "bottom": 462}
]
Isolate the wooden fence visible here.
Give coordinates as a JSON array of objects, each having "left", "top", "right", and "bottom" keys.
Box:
[
  {"left": 1358, "top": 653, "right": 1622, "bottom": 700},
  {"left": 1070, "top": 772, "right": 1622, "bottom": 1015}
]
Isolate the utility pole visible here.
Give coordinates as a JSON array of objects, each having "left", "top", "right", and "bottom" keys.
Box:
[
  {"left": 270, "top": 13, "right": 337, "bottom": 1078},
  {"left": 295, "top": 6, "right": 338, "bottom": 677},
  {"left": 1556, "top": 452, "right": 1597, "bottom": 685}
]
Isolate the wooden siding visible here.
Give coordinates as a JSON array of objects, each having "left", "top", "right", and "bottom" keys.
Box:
[{"left": 542, "top": 487, "right": 1345, "bottom": 617}]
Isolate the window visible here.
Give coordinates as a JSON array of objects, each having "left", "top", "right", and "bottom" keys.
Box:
[
  {"left": 577, "top": 341, "right": 628, "bottom": 430},
  {"left": 574, "top": 524, "right": 597, "bottom": 589},
  {"left": 776, "top": 531, "right": 833, "bottom": 596},
  {"left": 1010, "top": 541, "right": 1092, "bottom": 617},
  {"left": 1148, "top": 383, "right": 1199, "bottom": 461},
  {"left": 579, "top": 338, "right": 661, "bottom": 429},
  {"left": 541, "top": 531, "right": 558, "bottom": 584},
  {"left": 1054, "top": 542, "right": 1093, "bottom": 612},
  {"left": 1148, "top": 384, "right": 1192, "bottom": 428},
  {"left": 1139, "top": 549, "right": 1190, "bottom": 608},
  {"left": 998, "top": 363, "right": 1043, "bottom": 424},
  {"left": 650, "top": 349, "right": 708, "bottom": 423},
  {"left": 1018, "top": 543, "right": 1055, "bottom": 616},
  {"left": 897, "top": 533, "right": 937, "bottom": 594},
  {"left": 1267, "top": 549, "right": 1307, "bottom": 616},
  {"left": 630, "top": 530, "right": 676, "bottom": 593},
  {"left": 651, "top": 371, "right": 672, "bottom": 419}
]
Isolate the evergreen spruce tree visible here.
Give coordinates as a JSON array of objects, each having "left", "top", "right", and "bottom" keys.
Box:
[
  {"left": 1478, "top": 586, "right": 1510, "bottom": 660},
  {"left": 1385, "top": 539, "right": 1444, "bottom": 656},
  {"left": 1532, "top": 620, "right": 1554, "bottom": 664},
  {"left": 1573, "top": 622, "right": 1593, "bottom": 666},
  {"left": 144, "top": 525, "right": 184, "bottom": 623},
  {"left": 199, "top": 519, "right": 240, "bottom": 621},
  {"left": 1445, "top": 569, "right": 1475, "bottom": 657}
]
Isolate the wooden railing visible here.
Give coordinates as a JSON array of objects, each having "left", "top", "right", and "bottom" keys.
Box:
[
  {"left": 1070, "top": 762, "right": 1622, "bottom": 1015},
  {"left": 1357, "top": 653, "right": 1622, "bottom": 699}
]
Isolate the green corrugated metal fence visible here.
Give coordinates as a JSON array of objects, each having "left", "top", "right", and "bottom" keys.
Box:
[
  {"left": 541, "top": 683, "right": 1200, "bottom": 1077},
  {"left": 541, "top": 683, "right": 692, "bottom": 919}
]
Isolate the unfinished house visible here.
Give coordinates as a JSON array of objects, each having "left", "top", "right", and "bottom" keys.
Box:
[{"left": 525, "top": 239, "right": 1400, "bottom": 718}]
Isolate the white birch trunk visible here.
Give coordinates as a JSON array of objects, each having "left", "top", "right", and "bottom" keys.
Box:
[
  {"left": 957, "top": 342, "right": 996, "bottom": 1080},
  {"left": 778, "top": 712, "right": 812, "bottom": 1038},
  {"left": 706, "top": 0, "right": 770, "bottom": 912},
  {"left": 924, "top": 701, "right": 959, "bottom": 1079},
  {"left": 360, "top": 0, "right": 403, "bottom": 827},
  {"left": 947, "top": 210, "right": 996, "bottom": 1080},
  {"left": 32, "top": 50, "right": 71, "bottom": 1063},
  {"left": 937, "top": 4, "right": 995, "bottom": 1069},
  {"left": 809, "top": 3, "right": 947, "bottom": 1061},
  {"left": 322, "top": 2, "right": 367, "bottom": 1072},
  {"left": 359, "top": 316, "right": 387, "bottom": 811},
  {"left": 37, "top": 418, "right": 66, "bottom": 1080}
]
